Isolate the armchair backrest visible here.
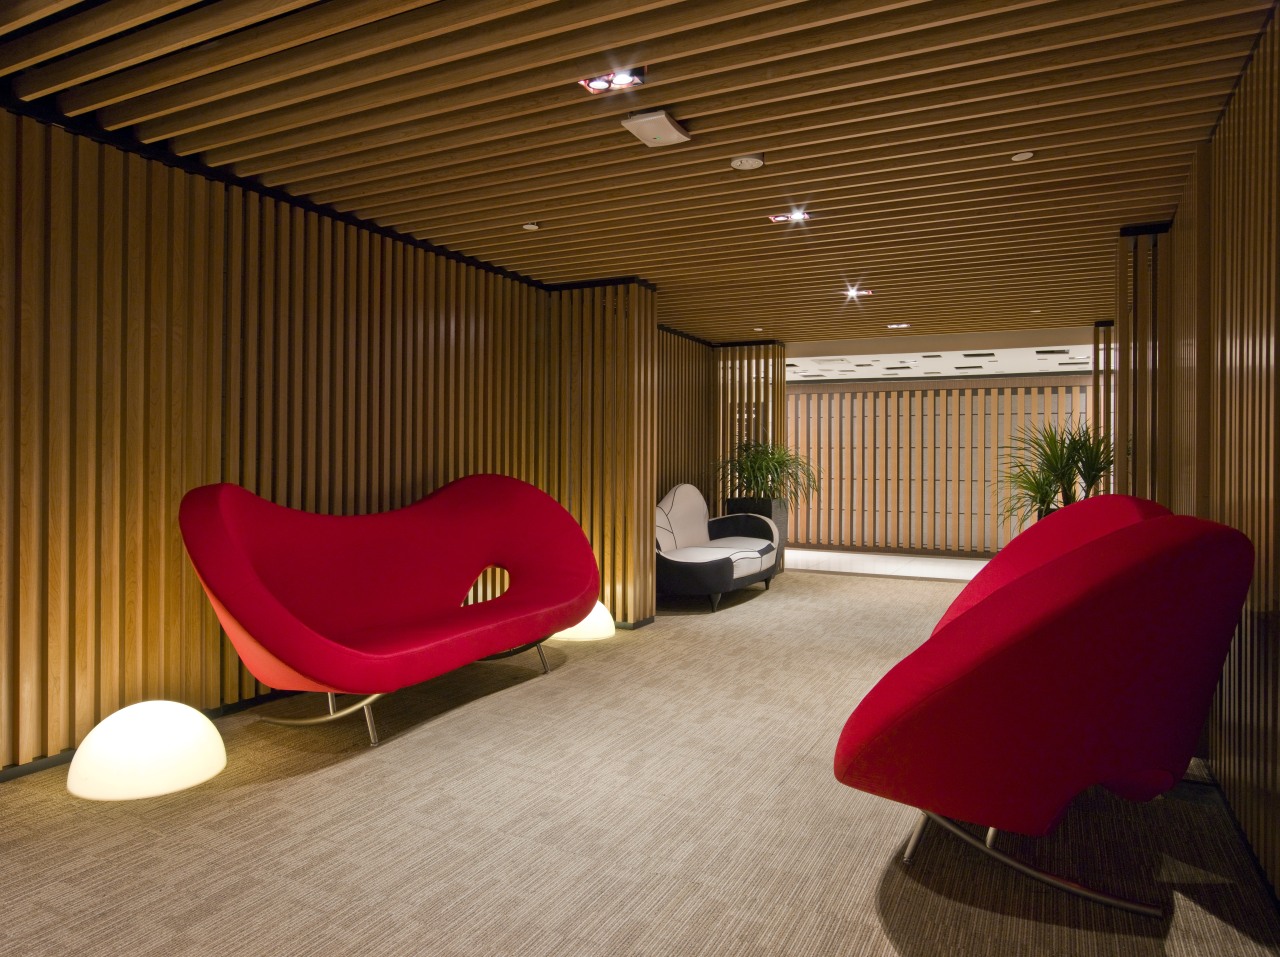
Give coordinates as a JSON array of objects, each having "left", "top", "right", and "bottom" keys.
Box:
[
  {"left": 656, "top": 484, "right": 711, "bottom": 550},
  {"left": 835, "top": 497, "right": 1253, "bottom": 836}
]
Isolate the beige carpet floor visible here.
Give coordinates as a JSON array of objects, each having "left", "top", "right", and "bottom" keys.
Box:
[{"left": 2, "top": 571, "right": 1279, "bottom": 956}]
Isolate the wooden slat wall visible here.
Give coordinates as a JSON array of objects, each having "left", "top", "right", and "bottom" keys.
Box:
[
  {"left": 713, "top": 342, "right": 786, "bottom": 512},
  {"left": 787, "top": 376, "right": 1092, "bottom": 555},
  {"left": 1, "top": 114, "right": 225, "bottom": 766},
  {"left": 1166, "top": 144, "right": 1214, "bottom": 518},
  {"left": 1, "top": 111, "right": 659, "bottom": 769},
  {"left": 657, "top": 329, "right": 714, "bottom": 504},
  {"left": 1198, "top": 10, "right": 1279, "bottom": 895},
  {"left": 545, "top": 282, "right": 658, "bottom": 625}
]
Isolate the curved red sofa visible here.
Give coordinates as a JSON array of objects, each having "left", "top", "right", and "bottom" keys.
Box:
[
  {"left": 835, "top": 494, "right": 1253, "bottom": 838},
  {"left": 179, "top": 473, "right": 600, "bottom": 696}
]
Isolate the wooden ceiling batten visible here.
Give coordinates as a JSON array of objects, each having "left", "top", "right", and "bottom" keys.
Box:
[
  {"left": 181, "top": 0, "right": 915, "bottom": 162},
  {"left": 381, "top": 104, "right": 1222, "bottom": 231},
  {"left": 0, "top": 0, "right": 1269, "bottom": 344},
  {"left": 378, "top": 70, "right": 1229, "bottom": 233},
  {"left": 299, "top": 47, "right": 1239, "bottom": 204},
  {"left": 0, "top": 1, "right": 82, "bottom": 35},
  {"left": 0, "top": 0, "right": 203, "bottom": 76},
  {"left": 13, "top": 0, "right": 324, "bottom": 99},
  {"left": 97, "top": 0, "right": 555, "bottom": 131},
  {"left": 227, "top": 0, "right": 1259, "bottom": 181},
  {"left": 57, "top": 0, "right": 443, "bottom": 116}
]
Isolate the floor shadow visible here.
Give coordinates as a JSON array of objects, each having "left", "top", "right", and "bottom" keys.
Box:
[
  {"left": 212, "top": 655, "right": 556, "bottom": 787},
  {"left": 875, "top": 783, "right": 1280, "bottom": 955},
  {"left": 656, "top": 582, "right": 769, "bottom": 617}
]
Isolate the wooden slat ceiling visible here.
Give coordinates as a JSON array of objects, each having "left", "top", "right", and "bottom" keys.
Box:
[{"left": 2, "top": 0, "right": 1273, "bottom": 344}]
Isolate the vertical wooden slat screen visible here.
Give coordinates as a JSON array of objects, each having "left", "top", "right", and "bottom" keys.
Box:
[
  {"left": 0, "top": 116, "right": 225, "bottom": 767},
  {"left": 787, "top": 376, "right": 1092, "bottom": 555},
  {"left": 1, "top": 111, "right": 662, "bottom": 770},
  {"left": 713, "top": 342, "right": 786, "bottom": 512},
  {"left": 1182, "top": 9, "right": 1279, "bottom": 896},
  {"left": 1166, "top": 144, "right": 1214, "bottom": 518},
  {"left": 545, "top": 282, "right": 658, "bottom": 625},
  {"left": 657, "top": 328, "right": 715, "bottom": 502},
  {"left": 1115, "top": 228, "right": 1172, "bottom": 501}
]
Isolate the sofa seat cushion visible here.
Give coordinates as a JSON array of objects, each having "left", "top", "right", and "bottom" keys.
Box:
[{"left": 661, "top": 537, "right": 776, "bottom": 579}]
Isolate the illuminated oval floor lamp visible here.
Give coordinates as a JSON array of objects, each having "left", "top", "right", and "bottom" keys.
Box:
[
  {"left": 551, "top": 601, "right": 615, "bottom": 641},
  {"left": 67, "top": 701, "right": 226, "bottom": 801}
]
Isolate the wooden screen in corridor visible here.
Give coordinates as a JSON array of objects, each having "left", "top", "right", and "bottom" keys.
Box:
[{"left": 787, "top": 376, "right": 1092, "bottom": 556}]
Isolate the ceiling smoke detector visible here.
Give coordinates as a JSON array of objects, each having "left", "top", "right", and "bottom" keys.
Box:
[
  {"left": 621, "top": 110, "right": 690, "bottom": 147},
  {"left": 730, "top": 152, "right": 765, "bottom": 170}
]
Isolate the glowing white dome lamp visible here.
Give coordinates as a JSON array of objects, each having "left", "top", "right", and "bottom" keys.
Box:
[
  {"left": 67, "top": 701, "right": 226, "bottom": 801},
  {"left": 552, "top": 601, "right": 616, "bottom": 641}
]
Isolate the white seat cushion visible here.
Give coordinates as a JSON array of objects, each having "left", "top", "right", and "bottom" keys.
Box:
[{"left": 660, "top": 537, "right": 776, "bottom": 579}]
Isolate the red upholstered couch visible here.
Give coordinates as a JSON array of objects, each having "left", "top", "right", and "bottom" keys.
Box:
[
  {"left": 180, "top": 474, "right": 600, "bottom": 699},
  {"left": 835, "top": 494, "right": 1254, "bottom": 838}
]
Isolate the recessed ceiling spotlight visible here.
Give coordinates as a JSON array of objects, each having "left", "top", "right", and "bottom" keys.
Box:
[
  {"left": 845, "top": 285, "right": 873, "bottom": 299},
  {"left": 1011, "top": 150, "right": 1035, "bottom": 162},
  {"left": 886, "top": 322, "right": 910, "bottom": 329},
  {"left": 578, "top": 66, "right": 646, "bottom": 94},
  {"left": 753, "top": 326, "right": 764, "bottom": 332},
  {"left": 1030, "top": 308, "right": 1043, "bottom": 313},
  {"left": 731, "top": 152, "right": 765, "bottom": 170},
  {"left": 521, "top": 222, "right": 541, "bottom": 231},
  {"left": 769, "top": 210, "right": 809, "bottom": 223}
]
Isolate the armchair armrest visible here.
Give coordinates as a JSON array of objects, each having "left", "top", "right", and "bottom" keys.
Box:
[{"left": 709, "top": 512, "right": 779, "bottom": 545}]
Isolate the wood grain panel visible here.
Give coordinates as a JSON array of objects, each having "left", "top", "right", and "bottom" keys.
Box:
[
  {"left": 657, "top": 329, "right": 716, "bottom": 504},
  {"left": 545, "top": 282, "right": 658, "bottom": 624},
  {"left": 714, "top": 343, "right": 787, "bottom": 513},
  {"left": 787, "top": 376, "right": 1093, "bottom": 555},
  {"left": 0, "top": 112, "right": 661, "bottom": 770},
  {"left": 1177, "top": 8, "right": 1280, "bottom": 895}
]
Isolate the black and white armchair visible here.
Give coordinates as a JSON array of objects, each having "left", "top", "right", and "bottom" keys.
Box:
[{"left": 655, "top": 484, "right": 779, "bottom": 612}]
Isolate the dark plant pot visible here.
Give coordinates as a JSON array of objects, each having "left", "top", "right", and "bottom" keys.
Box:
[{"left": 726, "top": 497, "right": 788, "bottom": 573}]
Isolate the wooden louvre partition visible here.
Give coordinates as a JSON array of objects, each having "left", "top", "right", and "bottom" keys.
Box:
[
  {"left": 545, "top": 282, "right": 659, "bottom": 627},
  {"left": 1160, "top": 10, "right": 1280, "bottom": 895},
  {"left": 713, "top": 342, "right": 787, "bottom": 512},
  {"left": 0, "top": 111, "right": 658, "bottom": 770},
  {"left": 786, "top": 376, "right": 1093, "bottom": 555},
  {"left": 657, "top": 328, "right": 715, "bottom": 504}
]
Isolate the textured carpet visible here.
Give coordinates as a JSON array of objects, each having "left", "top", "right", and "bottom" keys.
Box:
[{"left": 2, "top": 571, "right": 1278, "bottom": 956}]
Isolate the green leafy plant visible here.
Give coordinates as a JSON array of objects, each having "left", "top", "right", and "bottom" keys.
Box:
[
  {"left": 717, "top": 440, "right": 820, "bottom": 509},
  {"left": 1001, "top": 419, "right": 1114, "bottom": 523}
]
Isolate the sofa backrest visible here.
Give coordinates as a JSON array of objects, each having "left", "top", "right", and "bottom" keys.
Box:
[
  {"left": 835, "top": 505, "right": 1253, "bottom": 836},
  {"left": 932, "top": 494, "right": 1171, "bottom": 635},
  {"left": 181, "top": 474, "right": 600, "bottom": 645},
  {"left": 656, "top": 484, "right": 711, "bottom": 551}
]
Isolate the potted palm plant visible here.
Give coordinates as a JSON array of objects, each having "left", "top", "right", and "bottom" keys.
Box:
[
  {"left": 1002, "top": 419, "right": 1114, "bottom": 524},
  {"left": 717, "top": 440, "right": 820, "bottom": 571}
]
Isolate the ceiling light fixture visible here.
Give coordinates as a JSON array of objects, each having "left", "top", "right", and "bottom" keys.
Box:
[
  {"left": 769, "top": 210, "right": 809, "bottom": 223},
  {"left": 1011, "top": 150, "right": 1035, "bottom": 162},
  {"left": 753, "top": 326, "right": 764, "bottom": 332},
  {"left": 845, "top": 285, "right": 872, "bottom": 299},
  {"left": 522, "top": 222, "right": 541, "bottom": 231},
  {"left": 731, "top": 152, "right": 765, "bottom": 170},
  {"left": 578, "top": 66, "right": 646, "bottom": 94},
  {"left": 887, "top": 322, "right": 910, "bottom": 329}
]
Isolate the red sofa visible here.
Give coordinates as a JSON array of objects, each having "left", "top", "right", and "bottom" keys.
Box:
[
  {"left": 180, "top": 473, "right": 600, "bottom": 742},
  {"left": 834, "top": 494, "right": 1253, "bottom": 913}
]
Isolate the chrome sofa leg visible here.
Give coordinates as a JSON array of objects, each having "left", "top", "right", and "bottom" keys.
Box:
[
  {"left": 536, "top": 643, "right": 550, "bottom": 674},
  {"left": 262, "top": 692, "right": 386, "bottom": 747},
  {"left": 923, "top": 812, "right": 1161, "bottom": 918},
  {"left": 985, "top": 826, "right": 998, "bottom": 849},
  {"left": 326, "top": 692, "right": 337, "bottom": 715},
  {"left": 903, "top": 811, "right": 929, "bottom": 863}
]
